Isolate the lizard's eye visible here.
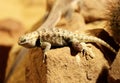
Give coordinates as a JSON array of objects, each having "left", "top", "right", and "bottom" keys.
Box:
[
  {"left": 19, "top": 37, "right": 26, "bottom": 43},
  {"left": 21, "top": 39, "right": 26, "bottom": 43},
  {"left": 36, "top": 38, "right": 41, "bottom": 47}
]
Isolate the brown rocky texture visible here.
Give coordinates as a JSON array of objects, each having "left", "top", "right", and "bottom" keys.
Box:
[
  {"left": 104, "top": 0, "right": 120, "bottom": 44},
  {"left": 26, "top": 48, "right": 46, "bottom": 83},
  {"left": 106, "top": 28, "right": 120, "bottom": 45},
  {"left": 80, "top": 0, "right": 110, "bottom": 23},
  {"left": 86, "top": 29, "right": 119, "bottom": 53},
  {"left": 57, "top": 13, "right": 86, "bottom": 32},
  {"left": 46, "top": 0, "right": 55, "bottom": 11},
  {"left": 26, "top": 46, "right": 110, "bottom": 83},
  {"left": 108, "top": 49, "right": 120, "bottom": 83}
]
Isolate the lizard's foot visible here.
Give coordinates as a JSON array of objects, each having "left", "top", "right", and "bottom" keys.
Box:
[
  {"left": 70, "top": 38, "right": 95, "bottom": 60},
  {"left": 71, "top": 41, "right": 94, "bottom": 60},
  {"left": 80, "top": 42, "right": 95, "bottom": 60}
]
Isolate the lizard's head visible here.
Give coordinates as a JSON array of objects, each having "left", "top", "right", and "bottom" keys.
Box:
[{"left": 18, "top": 31, "right": 41, "bottom": 48}]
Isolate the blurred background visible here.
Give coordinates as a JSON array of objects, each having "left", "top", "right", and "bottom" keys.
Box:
[{"left": 0, "top": 0, "right": 46, "bottom": 83}]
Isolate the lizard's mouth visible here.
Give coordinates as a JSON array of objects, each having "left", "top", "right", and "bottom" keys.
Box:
[
  {"left": 18, "top": 37, "right": 36, "bottom": 48},
  {"left": 19, "top": 39, "right": 26, "bottom": 44},
  {"left": 18, "top": 42, "right": 35, "bottom": 48}
]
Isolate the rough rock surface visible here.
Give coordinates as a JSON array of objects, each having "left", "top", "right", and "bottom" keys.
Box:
[
  {"left": 80, "top": 0, "right": 109, "bottom": 23},
  {"left": 108, "top": 49, "right": 120, "bottom": 83},
  {"left": 26, "top": 46, "right": 110, "bottom": 83}
]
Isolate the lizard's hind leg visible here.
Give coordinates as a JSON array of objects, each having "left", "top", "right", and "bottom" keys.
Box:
[
  {"left": 80, "top": 42, "right": 95, "bottom": 60},
  {"left": 71, "top": 40, "right": 95, "bottom": 60}
]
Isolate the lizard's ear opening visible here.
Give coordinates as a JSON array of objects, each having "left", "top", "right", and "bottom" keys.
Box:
[{"left": 36, "top": 38, "right": 41, "bottom": 47}]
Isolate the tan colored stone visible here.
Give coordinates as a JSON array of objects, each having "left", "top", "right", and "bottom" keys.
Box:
[
  {"left": 26, "top": 44, "right": 110, "bottom": 83},
  {"left": 80, "top": 0, "right": 109, "bottom": 22},
  {"left": 57, "top": 13, "right": 86, "bottom": 32},
  {"left": 108, "top": 49, "right": 120, "bottom": 83}
]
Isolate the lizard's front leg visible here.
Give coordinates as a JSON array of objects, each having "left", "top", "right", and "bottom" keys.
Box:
[
  {"left": 41, "top": 42, "right": 51, "bottom": 63},
  {"left": 69, "top": 38, "right": 95, "bottom": 60}
]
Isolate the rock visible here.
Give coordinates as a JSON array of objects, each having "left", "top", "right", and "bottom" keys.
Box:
[
  {"left": 57, "top": 12, "right": 86, "bottom": 32},
  {"left": 46, "top": 0, "right": 56, "bottom": 11},
  {"left": 86, "top": 29, "right": 119, "bottom": 53},
  {"left": 25, "top": 48, "right": 46, "bottom": 83},
  {"left": 80, "top": 0, "right": 109, "bottom": 23},
  {"left": 26, "top": 44, "right": 110, "bottom": 83},
  {"left": 105, "top": 27, "right": 120, "bottom": 44},
  {"left": 108, "top": 49, "right": 120, "bottom": 83}
]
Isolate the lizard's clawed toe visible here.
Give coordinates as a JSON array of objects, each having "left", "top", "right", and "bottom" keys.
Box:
[
  {"left": 80, "top": 43, "right": 95, "bottom": 60},
  {"left": 81, "top": 48, "right": 94, "bottom": 60}
]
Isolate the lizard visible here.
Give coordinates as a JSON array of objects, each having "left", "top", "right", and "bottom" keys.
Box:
[{"left": 18, "top": 27, "right": 117, "bottom": 62}]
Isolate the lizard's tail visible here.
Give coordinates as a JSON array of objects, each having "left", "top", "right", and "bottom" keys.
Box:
[{"left": 79, "top": 35, "right": 117, "bottom": 54}]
